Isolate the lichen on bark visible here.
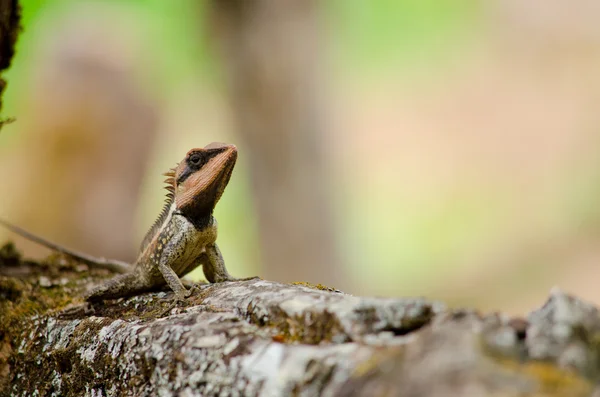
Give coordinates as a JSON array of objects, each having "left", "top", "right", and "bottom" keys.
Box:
[{"left": 2, "top": 243, "right": 600, "bottom": 396}]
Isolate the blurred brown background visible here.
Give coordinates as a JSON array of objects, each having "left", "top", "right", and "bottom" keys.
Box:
[{"left": 1, "top": 0, "right": 600, "bottom": 315}]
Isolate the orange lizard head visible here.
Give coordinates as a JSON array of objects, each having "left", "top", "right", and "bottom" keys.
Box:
[{"left": 164, "top": 142, "right": 238, "bottom": 220}]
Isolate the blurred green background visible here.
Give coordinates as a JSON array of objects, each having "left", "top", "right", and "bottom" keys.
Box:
[{"left": 2, "top": 0, "right": 600, "bottom": 314}]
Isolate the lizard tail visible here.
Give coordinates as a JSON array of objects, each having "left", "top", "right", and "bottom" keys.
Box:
[
  {"left": 0, "top": 218, "right": 131, "bottom": 274},
  {"left": 84, "top": 272, "right": 153, "bottom": 301}
]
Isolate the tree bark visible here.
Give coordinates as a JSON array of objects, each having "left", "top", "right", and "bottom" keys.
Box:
[{"left": 1, "top": 244, "right": 599, "bottom": 396}]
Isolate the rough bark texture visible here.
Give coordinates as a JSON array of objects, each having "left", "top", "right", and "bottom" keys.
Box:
[{"left": 1, "top": 243, "right": 600, "bottom": 397}]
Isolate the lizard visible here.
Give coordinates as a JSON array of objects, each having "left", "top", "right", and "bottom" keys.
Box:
[{"left": 0, "top": 142, "right": 251, "bottom": 302}]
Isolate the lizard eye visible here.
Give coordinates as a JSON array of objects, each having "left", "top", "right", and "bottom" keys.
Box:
[{"left": 188, "top": 153, "right": 202, "bottom": 166}]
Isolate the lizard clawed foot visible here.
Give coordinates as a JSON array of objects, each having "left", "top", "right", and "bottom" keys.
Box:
[
  {"left": 172, "top": 283, "right": 201, "bottom": 303},
  {"left": 187, "top": 283, "right": 202, "bottom": 296},
  {"left": 170, "top": 294, "right": 188, "bottom": 306},
  {"left": 211, "top": 275, "right": 260, "bottom": 283},
  {"left": 212, "top": 275, "right": 261, "bottom": 283},
  {"left": 161, "top": 284, "right": 201, "bottom": 316},
  {"left": 232, "top": 275, "right": 260, "bottom": 282}
]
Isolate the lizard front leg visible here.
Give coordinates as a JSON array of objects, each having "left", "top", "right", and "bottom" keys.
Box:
[
  {"left": 202, "top": 244, "right": 234, "bottom": 283},
  {"left": 155, "top": 222, "right": 195, "bottom": 300},
  {"left": 202, "top": 243, "right": 257, "bottom": 283}
]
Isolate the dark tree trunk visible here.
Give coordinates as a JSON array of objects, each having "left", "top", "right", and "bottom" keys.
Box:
[
  {"left": 207, "top": 0, "right": 341, "bottom": 287},
  {"left": 0, "top": 0, "right": 20, "bottom": 123}
]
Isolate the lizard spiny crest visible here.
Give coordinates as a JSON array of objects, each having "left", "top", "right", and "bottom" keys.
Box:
[{"left": 139, "top": 165, "right": 178, "bottom": 253}]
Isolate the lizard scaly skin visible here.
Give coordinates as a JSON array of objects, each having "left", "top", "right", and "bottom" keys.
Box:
[{"left": 0, "top": 142, "right": 250, "bottom": 301}]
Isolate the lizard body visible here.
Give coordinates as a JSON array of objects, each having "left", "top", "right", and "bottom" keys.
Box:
[{"left": 0, "top": 142, "right": 247, "bottom": 301}]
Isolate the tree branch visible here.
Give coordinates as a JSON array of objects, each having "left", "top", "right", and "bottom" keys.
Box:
[{"left": 1, "top": 243, "right": 599, "bottom": 396}]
